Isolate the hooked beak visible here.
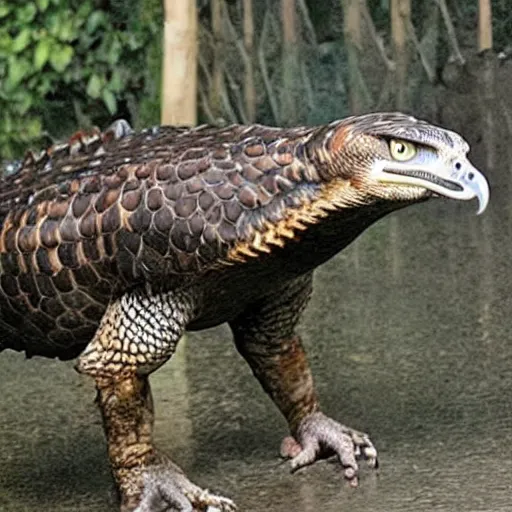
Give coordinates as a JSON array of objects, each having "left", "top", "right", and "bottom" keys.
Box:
[{"left": 372, "top": 159, "right": 490, "bottom": 214}]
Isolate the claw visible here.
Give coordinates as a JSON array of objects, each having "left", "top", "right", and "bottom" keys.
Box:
[
  {"left": 290, "top": 443, "right": 319, "bottom": 472},
  {"left": 194, "top": 490, "right": 237, "bottom": 512},
  {"left": 363, "top": 445, "right": 378, "bottom": 468},
  {"left": 285, "top": 411, "right": 378, "bottom": 483},
  {"left": 131, "top": 461, "right": 236, "bottom": 512},
  {"left": 344, "top": 466, "right": 357, "bottom": 480},
  {"left": 348, "top": 475, "right": 359, "bottom": 488}
]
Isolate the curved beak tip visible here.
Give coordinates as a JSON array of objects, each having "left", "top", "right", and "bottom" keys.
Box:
[
  {"left": 470, "top": 171, "right": 490, "bottom": 215},
  {"left": 476, "top": 198, "right": 488, "bottom": 215}
]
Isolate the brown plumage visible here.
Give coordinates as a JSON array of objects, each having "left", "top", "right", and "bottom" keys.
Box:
[{"left": 0, "top": 114, "right": 489, "bottom": 511}]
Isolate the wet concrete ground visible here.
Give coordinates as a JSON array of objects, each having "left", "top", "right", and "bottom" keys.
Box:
[{"left": 1, "top": 157, "right": 512, "bottom": 511}]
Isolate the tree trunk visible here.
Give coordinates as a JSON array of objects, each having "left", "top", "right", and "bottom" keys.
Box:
[
  {"left": 342, "top": 0, "right": 364, "bottom": 114},
  {"left": 161, "top": 0, "right": 198, "bottom": 125},
  {"left": 391, "top": 0, "right": 411, "bottom": 111},
  {"left": 243, "top": 0, "right": 256, "bottom": 123},
  {"left": 478, "top": 0, "right": 493, "bottom": 52},
  {"left": 476, "top": 2, "right": 496, "bottom": 324},
  {"left": 281, "top": 0, "right": 300, "bottom": 125},
  {"left": 209, "top": 0, "right": 225, "bottom": 121}
]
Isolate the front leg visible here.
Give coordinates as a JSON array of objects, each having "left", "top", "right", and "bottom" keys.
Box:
[
  {"left": 229, "top": 275, "right": 377, "bottom": 485},
  {"left": 77, "top": 290, "right": 235, "bottom": 512}
]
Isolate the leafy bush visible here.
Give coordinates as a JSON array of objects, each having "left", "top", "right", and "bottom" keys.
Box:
[{"left": 0, "top": 0, "right": 161, "bottom": 159}]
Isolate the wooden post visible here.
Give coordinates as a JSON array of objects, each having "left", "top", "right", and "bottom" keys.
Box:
[
  {"left": 209, "top": 0, "right": 225, "bottom": 120},
  {"left": 243, "top": 0, "right": 256, "bottom": 123},
  {"left": 281, "top": 0, "right": 300, "bottom": 125},
  {"left": 342, "top": 0, "right": 363, "bottom": 114},
  {"left": 476, "top": 0, "right": 495, "bottom": 171},
  {"left": 478, "top": 0, "right": 493, "bottom": 52},
  {"left": 161, "top": 0, "right": 198, "bottom": 126},
  {"left": 391, "top": 0, "right": 411, "bottom": 111}
]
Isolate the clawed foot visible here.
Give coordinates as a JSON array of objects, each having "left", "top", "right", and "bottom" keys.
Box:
[
  {"left": 280, "top": 412, "right": 378, "bottom": 486},
  {"left": 122, "top": 460, "right": 236, "bottom": 512}
]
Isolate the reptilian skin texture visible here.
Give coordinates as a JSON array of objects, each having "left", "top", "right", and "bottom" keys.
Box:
[
  {"left": 0, "top": 120, "right": 327, "bottom": 358},
  {"left": 0, "top": 114, "right": 487, "bottom": 511},
  {"left": 0, "top": 113, "right": 462, "bottom": 359}
]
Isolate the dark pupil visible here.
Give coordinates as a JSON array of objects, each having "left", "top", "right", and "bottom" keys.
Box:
[{"left": 397, "top": 143, "right": 405, "bottom": 153}]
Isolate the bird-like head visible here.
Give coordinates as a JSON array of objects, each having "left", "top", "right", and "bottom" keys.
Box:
[{"left": 312, "top": 112, "right": 489, "bottom": 214}]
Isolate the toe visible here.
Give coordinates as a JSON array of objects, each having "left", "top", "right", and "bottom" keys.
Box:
[
  {"left": 129, "top": 463, "right": 236, "bottom": 512},
  {"left": 289, "top": 440, "right": 319, "bottom": 472},
  {"left": 280, "top": 436, "right": 302, "bottom": 459},
  {"left": 192, "top": 490, "right": 237, "bottom": 512},
  {"left": 290, "top": 412, "right": 379, "bottom": 482},
  {"left": 135, "top": 477, "right": 192, "bottom": 512},
  {"left": 350, "top": 429, "right": 378, "bottom": 468}
]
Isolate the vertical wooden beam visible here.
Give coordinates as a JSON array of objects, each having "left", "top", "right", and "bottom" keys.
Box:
[
  {"left": 243, "top": 0, "right": 256, "bottom": 122},
  {"left": 209, "top": 0, "right": 225, "bottom": 119},
  {"left": 477, "top": 0, "right": 495, "bottom": 172},
  {"left": 343, "top": 0, "right": 361, "bottom": 47},
  {"left": 391, "top": 0, "right": 411, "bottom": 111},
  {"left": 282, "top": 0, "right": 298, "bottom": 47},
  {"left": 342, "top": 0, "right": 363, "bottom": 114},
  {"left": 281, "top": 0, "right": 300, "bottom": 125},
  {"left": 478, "top": 0, "right": 493, "bottom": 52},
  {"left": 161, "top": 0, "right": 198, "bottom": 126}
]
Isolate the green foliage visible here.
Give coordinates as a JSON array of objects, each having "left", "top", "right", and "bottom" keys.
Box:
[
  {"left": 0, "top": 0, "right": 161, "bottom": 159},
  {"left": 1, "top": 0, "right": 510, "bottom": 162}
]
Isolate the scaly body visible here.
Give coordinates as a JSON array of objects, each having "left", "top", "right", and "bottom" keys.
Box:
[{"left": 0, "top": 114, "right": 489, "bottom": 511}]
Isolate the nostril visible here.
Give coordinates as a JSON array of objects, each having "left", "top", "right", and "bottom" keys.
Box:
[
  {"left": 468, "top": 171, "right": 475, "bottom": 180},
  {"left": 454, "top": 161, "right": 462, "bottom": 171}
]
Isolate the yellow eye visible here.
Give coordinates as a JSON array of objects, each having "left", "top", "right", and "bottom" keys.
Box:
[{"left": 390, "top": 139, "right": 417, "bottom": 161}]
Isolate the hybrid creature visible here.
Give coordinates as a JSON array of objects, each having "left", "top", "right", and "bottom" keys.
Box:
[{"left": 0, "top": 113, "right": 489, "bottom": 511}]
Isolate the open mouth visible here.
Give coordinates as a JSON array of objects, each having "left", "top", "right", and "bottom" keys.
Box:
[{"left": 385, "top": 169, "right": 463, "bottom": 192}]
